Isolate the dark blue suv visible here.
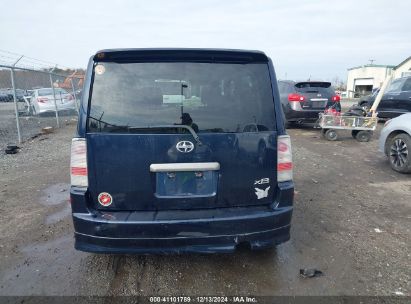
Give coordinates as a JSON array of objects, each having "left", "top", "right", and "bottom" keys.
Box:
[{"left": 70, "top": 48, "right": 294, "bottom": 254}]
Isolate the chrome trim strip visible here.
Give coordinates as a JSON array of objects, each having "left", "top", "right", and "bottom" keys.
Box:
[{"left": 150, "top": 162, "right": 220, "bottom": 172}]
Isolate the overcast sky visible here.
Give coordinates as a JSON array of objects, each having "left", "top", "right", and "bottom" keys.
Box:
[{"left": 1, "top": 0, "right": 410, "bottom": 81}]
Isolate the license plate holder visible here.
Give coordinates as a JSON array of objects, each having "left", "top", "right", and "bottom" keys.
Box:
[
  {"left": 155, "top": 171, "right": 217, "bottom": 198},
  {"left": 311, "top": 100, "right": 327, "bottom": 108}
]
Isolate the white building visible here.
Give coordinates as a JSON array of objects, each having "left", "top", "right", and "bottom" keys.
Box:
[
  {"left": 393, "top": 56, "right": 411, "bottom": 78},
  {"left": 346, "top": 56, "right": 411, "bottom": 98},
  {"left": 346, "top": 64, "right": 394, "bottom": 98}
]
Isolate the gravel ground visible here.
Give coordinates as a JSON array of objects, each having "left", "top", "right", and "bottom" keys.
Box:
[{"left": 0, "top": 120, "right": 409, "bottom": 299}]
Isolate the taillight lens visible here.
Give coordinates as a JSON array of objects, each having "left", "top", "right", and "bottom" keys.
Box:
[
  {"left": 331, "top": 95, "right": 341, "bottom": 102},
  {"left": 277, "top": 135, "right": 293, "bottom": 182},
  {"left": 37, "top": 97, "right": 48, "bottom": 103},
  {"left": 70, "top": 138, "right": 88, "bottom": 187},
  {"left": 288, "top": 93, "right": 305, "bottom": 102}
]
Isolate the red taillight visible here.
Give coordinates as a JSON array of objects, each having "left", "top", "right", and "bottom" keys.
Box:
[
  {"left": 331, "top": 95, "right": 341, "bottom": 102},
  {"left": 71, "top": 167, "right": 87, "bottom": 175},
  {"left": 278, "top": 162, "right": 293, "bottom": 171},
  {"left": 37, "top": 97, "right": 48, "bottom": 103},
  {"left": 288, "top": 93, "right": 305, "bottom": 102},
  {"left": 70, "top": 138, "right": 88, "bottom": 187},
  {"left": 277, "top": 135, "right": 293, "bottom": 182}
]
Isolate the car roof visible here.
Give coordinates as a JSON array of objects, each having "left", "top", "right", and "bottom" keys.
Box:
[
  {"left": 93, "top": 48, "right": 269, "bottom": 63},
  {"left": 295, "top": 81, "right": 331, "bottom": 86},
  {"left": 278, "top": 80, "right": 332, "bottom": 84},
  {"left": 278, "top": 81, "right": 332, "bottom": 89}
]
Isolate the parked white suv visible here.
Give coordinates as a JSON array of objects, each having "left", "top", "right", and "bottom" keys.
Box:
[{"left": 379, "top": 113, "right": 411, "bottom": 173}]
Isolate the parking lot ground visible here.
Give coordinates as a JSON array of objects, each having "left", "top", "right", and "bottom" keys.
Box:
[{"left": 0, "top": 123, "right": 409, "bottom": 297}]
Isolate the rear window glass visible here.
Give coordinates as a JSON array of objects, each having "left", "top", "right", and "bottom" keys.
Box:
[
  {"left": 38, "top": 89, "right": 53, "bottom": 96},
  {"left": 295, "top": 82, "right": 334, "bottom": 95},
  {"left": 295, "top": 82, "right": 331, "bottom": 88},
  {"left": 88, "top": 62, "right": 276, "bottom": 133}
]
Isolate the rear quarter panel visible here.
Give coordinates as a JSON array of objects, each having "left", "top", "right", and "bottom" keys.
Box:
[
  {"left": 267, "top": 59, "right": 286, "bottom": 134},
  {"left": 379, "top": 114, "right": 411, "bottom": 153}
]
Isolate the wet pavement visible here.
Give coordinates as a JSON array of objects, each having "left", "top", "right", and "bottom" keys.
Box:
[{"left": 39, "top": 183, "right": 71, "bottom": 225}]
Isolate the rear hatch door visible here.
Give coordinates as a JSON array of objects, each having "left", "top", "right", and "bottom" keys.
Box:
[
  {"left": 85, "top": 58, "right": 278, "bottom": 211},
  {"left": 295, "top": 82, "right": 334, "bottom": 109},
  {"left": 87, "top": 130, "right": 277, "bottom": 211}
]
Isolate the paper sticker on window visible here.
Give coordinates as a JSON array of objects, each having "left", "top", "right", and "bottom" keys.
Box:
[
  {"left": 95, "top": 65, "right": 105, "bottom": 75},
  {"left": 163, "top": 95, "right": 184, "bottom": 104}
]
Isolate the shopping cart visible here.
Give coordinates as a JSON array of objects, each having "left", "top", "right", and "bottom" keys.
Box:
[{"left": 318, "top": 112, "right": 378, "bottom": 142}]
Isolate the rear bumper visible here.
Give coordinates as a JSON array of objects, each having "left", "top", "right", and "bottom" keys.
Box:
[
  {"left": 37, "top": 102, "right": 76, "bottom": 113},
  {"left": 285, "top": 102, "right": 341, "bottom": 122},
  {"left": 74, "top": 224, "right": 291, "bottom": 254},
  {"left": 285, "top": 108, "right": 321, "bottom": 121},
  {"left": 70, "top": 183, "right": 294, "bottom": 254}
]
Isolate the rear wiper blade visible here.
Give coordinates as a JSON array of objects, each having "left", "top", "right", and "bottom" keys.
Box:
[
  {"left": 89, "top": 118, "right": 202, "bottom": 145},
  {"left": 127, "top": 124, "right": 202, "bottom": 146}
]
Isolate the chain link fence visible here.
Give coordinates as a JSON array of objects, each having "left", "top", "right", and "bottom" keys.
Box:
[{"left": 0, "top": 57, "right": 83, "bottom": 148}]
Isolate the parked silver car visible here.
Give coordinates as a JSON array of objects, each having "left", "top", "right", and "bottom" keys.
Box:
[
  {"left": 379, "top": 113, "right": 411, "bottom": 173},
  {"left": 30, "top": 88, "right": 76, "bottom": 115}
]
